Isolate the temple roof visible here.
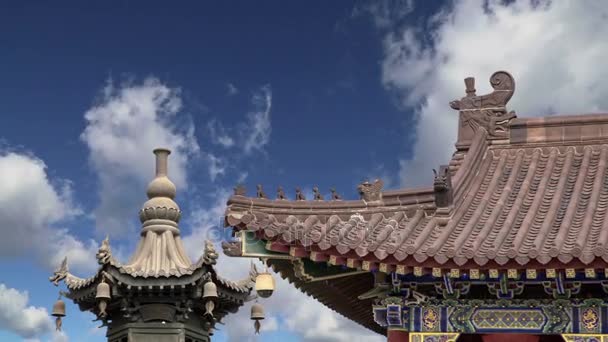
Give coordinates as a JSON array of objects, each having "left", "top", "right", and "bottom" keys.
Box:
[{"left": 224, "top": 71, "right": 608, "bottom": 270}]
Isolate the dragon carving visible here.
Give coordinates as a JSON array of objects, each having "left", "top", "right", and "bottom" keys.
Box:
[
  {"left": 358, "top": 179, "right": 383, "bottom": 202},
  {"left": 449, "top": 71, "right": 516, "bottom": 139},
  {"left": 433, "top": 165, "right": 453, "bottom": 208},
  {"left": 96, "top": 235, "right": 112, "bottom": 265},
  {"left": 202, "top": 240, "right": 219, "bottom": 265},
  {"left": 49, "top": 257, "right": 68, "bottom": 286}
]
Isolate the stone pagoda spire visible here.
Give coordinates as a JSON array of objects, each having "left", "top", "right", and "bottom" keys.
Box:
[
  {"left": 122, "top": 148, "right": 193, "bottom": 276},
  {"left": 49, "top": 147, "right": 260, "bottom": 342}
]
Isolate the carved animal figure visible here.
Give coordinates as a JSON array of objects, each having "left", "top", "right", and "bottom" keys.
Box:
[
  {"left": 277, "top": 186, "right": 286, "bottom": 200},
  {"left": 295, "top": 187, "right": 306, "bottom": 201},
  {"left": 233, "top": 184, "right": 246, "bottom": 196},
  {"left": 313, "top": 186, "right": 323, "bottom": 200},
  {"left": 358, "top": 179, "right": 383, "bottom": 201},
  {"left": 49, "top": 257, "right": 68, "bottom": 286},
  {"left": 330, "top": 188, "right": 342, "bottom": 200},
  {"left": 221, "top": 241, "right": 242, "bottom": 257},
  {"left": 433, "top": 166, "right": 453, "bottom": 208},
  {"left": 96, "top": 236, "right": 112, "bottom": 264},
  {"left": 256, "top": 184, "right": 266, "bottom": 199}
]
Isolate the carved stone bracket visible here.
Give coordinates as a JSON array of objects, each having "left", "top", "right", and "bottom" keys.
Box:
[{"left": 450, "top": 71, "right": 517, "bottom": 144}]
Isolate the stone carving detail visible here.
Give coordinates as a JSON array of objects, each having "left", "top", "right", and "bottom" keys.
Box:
[
  {"left": 449, "top": 71, "right": 517, "bottom": 139},
  {"left": 295, "top": 187, "right": 306, "bottom": 201},
  {"left": 330, "top": 188, "right": 342, "bottom": 200},
  {"left": 234, "top": 184, "right": 246, "bottom": 196},
  {"left": 96, "top": 236, "right": 112, "bottom": 265},
  {"left": 202, "top": 240, "right": 219, "bottom": 265},
  {"left": 313, "top": 186, "right": 323, "bottom": 200},
  {"left": 256, "top": 184, "right": 266, "bottom": 199},
  {"left": 358, "top": 179, "right": 383, "bottom": 201},
  {"left": 120, "top": 298, "right": 142, "bottom": 322},
  {"left": 49, "top": 257, "right": 68, "bottom": 286},
  {"left": 433, "top": 165, "right": 453, "bottom": 208},
  {"left": 277, "top": 186, "right": 286, "bottom": 200}
]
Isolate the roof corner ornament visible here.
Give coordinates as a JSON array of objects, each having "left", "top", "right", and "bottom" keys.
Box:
[
  {"left": 295, "top": 187, "right": 306, "bottom": 201},
  {"left": 330, "top": 188, "right": 342, "bottom": 200},
  {"left": 256, "top": 184, "right": 266, "bottom": 199},
  {"left": 49, "top": 257, "right": 68, "bottom": 286},
  {"left": 449, "top": 70, "right": 517, "bottom": 140},
  {"left": 358, "top": 179, "right": 383, "bottom": 202},
  {"left": 96, "top": 235, "right": 112, "bottom": 265},
  {"left": 234, "top": 184, "right": 247, "bottom": 196},
  {"left": 276, "top": 186, "right": 287, "bottom": 200},
  {"left": 202, "top": 240, "right": 219, "bottom": 265},
  {"left": 433, "top": 165, "right": 453, "bottom": 209},
  {"left": 313, "top": 186, "right": 324, "bottom": 200}
]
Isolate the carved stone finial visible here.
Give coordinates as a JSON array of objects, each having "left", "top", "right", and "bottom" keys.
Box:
[
  {"left": 96, "top": 235, "right": 112, "bottom": 265},
  {"left": 202, "top": 240, "right": 219, "bottom": 265},
  {"left": 358, "top": 179, "right": 383, "bottom": 202},
  {"left": 450, "top": 71, "right": 517, "bottom": 143},
  {"left": 330, "top": 188, "right": 342, "bottom": 200},
  {"left": 49, "top": 257, "right": 68, "bottom": 286},
  {"left": 277, "top": 186, "right": 286, "bottom": 200},
  {"left": 433, "top": 165, "right": 453, "bottom": 209},
  {"left": 313, "top": 186, "right": 323, "bottom": 200},
  {"left": 256, "top": 184, "right": 266, "bottom": 199},
  {"left": 234, "top": 184, "right": 246, "bottom": 196},
  {"left": 295, "top": 187, "right": 306, "bottom": 201}
]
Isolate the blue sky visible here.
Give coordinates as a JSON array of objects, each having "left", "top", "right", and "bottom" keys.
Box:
[{"left": 2, "top": 1, "right": 608, "bottom": 341}]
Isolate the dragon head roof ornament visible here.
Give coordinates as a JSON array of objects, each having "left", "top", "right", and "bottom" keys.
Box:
[{"left": 450, "top": 71, "right": 517, "bottom": 147}]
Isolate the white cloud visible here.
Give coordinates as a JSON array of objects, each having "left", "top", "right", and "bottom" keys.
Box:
[
  {"left": 378, "top": 0, "right": 608, "bottom": 186},
  {"left": 242, "top": 85, "right": 272, "bottom": 154},
  {"left": 0, "top": 284, "right": 54, "bottom": 339},
  {"left": 0, "top": 152, "right": 97, "bottom": 274},
  {"left": 352, "top": 0, "right": 414, "bottom": 29},
  {"left": 227, "top": 82, "right": 239, "bottom": 96},
  {"left": 80, "top": 77, "right": 200, "bottom": 236},
  {"left": 207, "top": 119, "right": 235, "bottom": 148}
]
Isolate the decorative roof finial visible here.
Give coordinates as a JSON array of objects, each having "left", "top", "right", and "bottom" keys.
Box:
[
  {"left": 330, "top": 188, "right": 342, "bottom": 200},
  {"left": 358, "top": 179, "right": 383, "bottom": 202},
  {"left": 256, "top": 184, "right": 266, "bottom": 199},
  {"left": 146, "top": 148, "right": 177, "bottom": 200},
  {"left": 313, "top": 186, "right": 323, "bottom": 200},
  {"left": 277, "top": 186, "right": 286, "bottom": 200},
  {"left": 433, "top": 165, "right": 453, "bottom": 209},
  {"left": 295, "top": 188, "right": 306, "bottom": 201}
]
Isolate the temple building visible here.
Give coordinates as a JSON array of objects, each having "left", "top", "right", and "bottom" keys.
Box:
[
  {"left": 49, "top": 148, "right": 262, "bottom": 342},
  {"left": 222, "top": 71, "right": 608, "bottom": 342}
]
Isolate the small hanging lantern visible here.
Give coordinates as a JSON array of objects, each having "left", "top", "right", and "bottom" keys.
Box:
[
  {"left": 255, "top": 270, "right": 275, "bottom": 298},
  {"left": 250, "top": 302, "right": 265, "bottom": 334},
  {"left": 203, "top": 280, "right": 218, "bottom": 317},
  {"left": 95, "top": 278, "right": 111, "bottom": 318},
  {"left": 51, "top": 294, "right": 66, "bottom": 331}
]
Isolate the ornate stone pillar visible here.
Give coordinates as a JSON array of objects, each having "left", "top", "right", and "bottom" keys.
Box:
[{"left": 482, "top": 334, "right": 539, "bottom": 342}]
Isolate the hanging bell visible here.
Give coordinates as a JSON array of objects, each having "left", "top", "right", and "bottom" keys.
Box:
[
  {"left": 52, "top": 296, "right": 66, "bottom": 331},
  {"left": 96, "top": 281, "right": 111, "bottom": 300},
  {"left": 255, "top": 272, "right": 275, "bottom": 298},
  {"left": 96, "top": 280, "right": 111, "bottom": 318},
  {"left": 251, "top": 302, "right": 264, "bottom": 334},
  {"left": 203, "top": 281, "right": 218, "bottom": 299},
  {"left": 203, "top": 280, "right": 218, "bottom": 317}
]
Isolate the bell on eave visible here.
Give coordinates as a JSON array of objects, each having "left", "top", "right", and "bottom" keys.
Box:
[
  {"left": 203, "top": 280, "right": 218, "bottom": 299},
  {"left": 96, "top": 281, "right": 111, "bottom": 300},
  {"left": 52, "top": 295, "right": 66, "bottom": 331},
  {"left": 251, "top": 302, "right": 265, "bottom": 334},
  {"left": 255, "top": 271, "right": 275, "bottom": 298}
]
